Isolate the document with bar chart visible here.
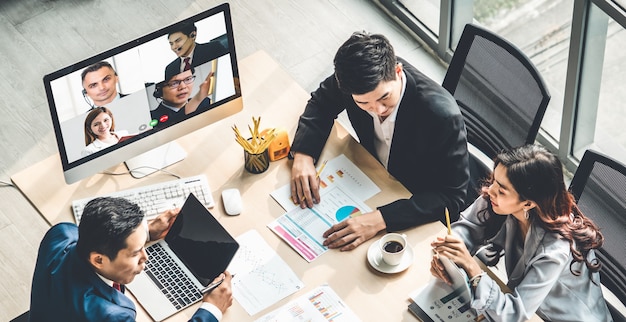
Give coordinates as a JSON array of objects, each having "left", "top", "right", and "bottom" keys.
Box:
[
  {"left": 255, "top": 284, "right": 360, "bottom": 322},
  {"left": 270, "top": 154, "right": 380, "bottom": 212}
]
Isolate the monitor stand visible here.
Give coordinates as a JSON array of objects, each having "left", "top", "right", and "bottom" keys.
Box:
[{"left": 124, "top": 141, "right": 187, "bottom": 178}]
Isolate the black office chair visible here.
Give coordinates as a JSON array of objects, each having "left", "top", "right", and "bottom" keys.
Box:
[
  {"left": 569, "top": 149, "right": 626, "bottom": 321},
  {"left": 442, "top": 24, "right": 551, "bottom": 266}
]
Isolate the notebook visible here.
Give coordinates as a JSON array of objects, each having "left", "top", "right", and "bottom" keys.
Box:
[{"left": 127, "top": 193, "right": 239, "bottom": 321}]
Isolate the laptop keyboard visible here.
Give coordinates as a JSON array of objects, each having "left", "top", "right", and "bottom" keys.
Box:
[{"left": 145, "top": 243, "right": 203, "bottom": 310}]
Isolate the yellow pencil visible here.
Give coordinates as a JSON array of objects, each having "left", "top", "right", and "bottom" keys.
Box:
[
  {"left": 300, "top": 160, "right": 328, "bottom": 202},
  {"left": 315, "top": 160, "right": 328, "bottom": 179},
  {"left": 445, "top": 207, "right": 451, "bottom": 235}
]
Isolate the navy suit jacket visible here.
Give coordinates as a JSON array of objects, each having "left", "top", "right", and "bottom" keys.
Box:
[
  {"left": 165, "top": 41, "right": 228, "bottom": 77},
  {"left": 30, "top": 223, "right": 218, "bottom": 322},
  {"left": 291, "top": 58, "right": 469, "bottom": 231}
]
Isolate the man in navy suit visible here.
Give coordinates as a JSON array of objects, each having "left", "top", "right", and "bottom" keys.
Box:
[
  {"left": 290, "top": 32, "right": 469, "bottom": 251},
  {"left": 165, "top": 20, "right": 228, "bottom": 77},
  {"left": 30, "top": 197, "right": 233, "bottom": 321}
]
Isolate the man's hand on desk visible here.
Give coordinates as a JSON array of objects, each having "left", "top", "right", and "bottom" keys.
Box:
[
  {"left": 148, "top": 208, "right": 180, "bottom": 241},
  {"left": 291, "top": 152, "right": 321, "bottom": 208},
  {"left": 322, "top": 210, "right": 386, "bottom": 251}
]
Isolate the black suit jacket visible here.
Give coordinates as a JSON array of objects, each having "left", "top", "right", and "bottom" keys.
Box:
[
  {"left": 291, "top": 58, "right": 469, "bottom": 231},
  {"left": 165, "top": 41, "right": 228, "bottom": 78},
  {"left": 151, "top": 98, "right": 212, "bottom": 130}
]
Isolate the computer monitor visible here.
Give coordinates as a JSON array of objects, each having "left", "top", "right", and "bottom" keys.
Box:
[{"left": 44, "top": 3, "right": 242, "bottom": 184}]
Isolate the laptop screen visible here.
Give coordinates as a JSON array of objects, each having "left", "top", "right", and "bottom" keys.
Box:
[{"left": 165, "top": 193, "right": 239, "bottom": 286}]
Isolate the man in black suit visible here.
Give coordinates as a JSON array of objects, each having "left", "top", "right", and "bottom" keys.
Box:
[
  {"left": 165, "top": 20, "right": 228, "bottom": 77},
  {"left": 290, "top": 32, "right": 469, "bottom": 251}
]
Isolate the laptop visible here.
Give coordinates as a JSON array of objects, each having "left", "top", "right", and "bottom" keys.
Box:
[{"left": 127, "top": 193, "right": 239, "bottom": 321}]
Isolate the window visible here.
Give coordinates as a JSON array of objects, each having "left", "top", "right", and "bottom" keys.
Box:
[
  {"left": 398, "top": 0, "right": 440, "bottom": 36},
  {"left": 474, "top": 0, "right": 574, "bottom": 143},
  {"left": 573, "top": 4, "right": 626, "bottom": 164},
  {"left": 373, "top": 0, "right": 626, "bottom": 169}
]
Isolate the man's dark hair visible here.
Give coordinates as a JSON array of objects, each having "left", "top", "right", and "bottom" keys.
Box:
[
  {"left": 168, "top": 20, "right": 197, "bottom": 38},
  {"left": 81, "top": 61, "right": 116, "bottom": 82},
  {"left": 76, "top": 197, "right": 144, "bottom": 261},
  {"left": 333, "top": 31, "right": 397, "bottom": 95}
]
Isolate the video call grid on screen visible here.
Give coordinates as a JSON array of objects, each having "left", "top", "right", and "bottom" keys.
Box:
[{"left": 44, "top": 3, "right": 240, "bottom": 171}]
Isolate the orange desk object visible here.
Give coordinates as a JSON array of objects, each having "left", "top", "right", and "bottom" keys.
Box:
[{"left": 266, "top": 128, "right": 290, "bottom": 161}]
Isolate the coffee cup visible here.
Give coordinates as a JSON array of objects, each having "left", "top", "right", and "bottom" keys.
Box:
[{"left": 379, "top": 233, "right": 407, "bottom": 266}]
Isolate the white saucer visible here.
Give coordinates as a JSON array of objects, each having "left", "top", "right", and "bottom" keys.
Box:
[{"left": 367, "top": 239, "right": 414, "bottom": 274}]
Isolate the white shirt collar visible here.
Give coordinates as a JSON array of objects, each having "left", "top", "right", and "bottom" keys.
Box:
[
  {"left": 368, "top": 70, "right": 406, "bottom": 168},
  {"left": 96, "top": 272, "right": 115, "bottom": 288}
]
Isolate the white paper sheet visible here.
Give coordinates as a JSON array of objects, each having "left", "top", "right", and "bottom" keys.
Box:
[
  {"left": 255, "top": 284, "right": 361, "bottom": 322},
  {"left": 228, "top": 230, "right": 304, "bottom": 316},
  {"left": 268, "top": 185, "right": 371, "bottom": 262},
  {"left": 270, "top": 154, "right": 380, "bottom": 211}
]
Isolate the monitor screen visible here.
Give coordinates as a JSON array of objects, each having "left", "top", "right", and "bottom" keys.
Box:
[{"left": 44, "top": 3, "right": 242, "bottom": 184}]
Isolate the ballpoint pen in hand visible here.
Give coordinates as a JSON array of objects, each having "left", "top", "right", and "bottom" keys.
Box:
[{"left": 200, "top": 274, "right": 235, "bottom": 294}]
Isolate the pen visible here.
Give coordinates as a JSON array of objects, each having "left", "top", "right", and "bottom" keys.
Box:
[
  {"left": 200, "top": 274, "right": 235, "bottom": 294},
  {"left": 445, "top": 207, "right": 451, "bottom": 235}
]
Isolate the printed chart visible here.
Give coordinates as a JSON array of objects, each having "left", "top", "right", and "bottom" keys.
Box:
[
  {"left": 228, "top": 230, "right": 304, "bottom": 315},
  {"left": 270, "top": 154, "right": 380, "bottom": 212},
  {"left": 268, "top": 185, "right": 371, "bottom": 262},
  {"left": 255, "top": 284, "right": 361, "bottom": 322}
]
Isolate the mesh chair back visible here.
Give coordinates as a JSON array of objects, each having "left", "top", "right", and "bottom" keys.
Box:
[
  {"left": 443, "top": 24, "right": 550, "bottom": 159},
  {"left": 569, "top": 149, "right": 626, "bottom": 320},
  {"left": 443, "top": 23, "right": 550, "bottom": 208}
]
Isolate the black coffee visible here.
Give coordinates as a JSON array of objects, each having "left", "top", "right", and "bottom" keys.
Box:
[{"left": 383, "top": 240, "right": 404, "bottom": 253}]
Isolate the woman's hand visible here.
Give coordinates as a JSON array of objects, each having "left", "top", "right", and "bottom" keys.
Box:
[
  {"left": 430, "top": 235, "right": 483, "bottom": 279},
  {"left": 430, "top": 254, "right": 453, "bottom": 285}
]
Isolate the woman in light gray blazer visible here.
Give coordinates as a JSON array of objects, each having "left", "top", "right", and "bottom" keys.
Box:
[{"left": 430, "top": 144, "right": 610, "bottom": 322}]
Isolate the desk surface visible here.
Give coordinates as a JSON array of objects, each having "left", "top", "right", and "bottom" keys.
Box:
[{"left": 12, "top": 51, "right": 537, "bottom": 321}]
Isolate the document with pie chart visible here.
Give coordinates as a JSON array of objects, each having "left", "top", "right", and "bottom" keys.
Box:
[{"left": 268, "top": 178, "right": 374, "bottom": 262}]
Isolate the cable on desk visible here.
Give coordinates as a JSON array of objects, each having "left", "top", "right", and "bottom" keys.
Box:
[
  {"left": 102, "top": 166, "right": 181, "bottom": 179},
  {"left": 0, "top": 179, "right": 15, "bottom": 187}
]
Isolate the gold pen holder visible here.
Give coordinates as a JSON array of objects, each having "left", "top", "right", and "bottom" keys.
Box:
[{"left": 244, "top": 148, "right": 270, "bottom": 174}]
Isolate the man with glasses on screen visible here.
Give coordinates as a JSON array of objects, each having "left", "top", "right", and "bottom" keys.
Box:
[
  {"left": 81, "top": 61, "right": 127, "bottom": 108},
  {"left": 151, "top": 68, "right": 213, "bottom": 129}
]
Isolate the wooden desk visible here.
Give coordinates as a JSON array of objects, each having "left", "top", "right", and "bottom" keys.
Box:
[{"left": 12, "top": 51, "right": 536, "bottom": 321}]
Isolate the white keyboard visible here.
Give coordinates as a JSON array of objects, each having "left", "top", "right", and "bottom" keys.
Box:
[{"left": 72, "top": 175, "right": 214, "bottom": 223}]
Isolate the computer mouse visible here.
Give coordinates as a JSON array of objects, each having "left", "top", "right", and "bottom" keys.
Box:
[{"left": 221, "top": 188, "right": 242, "bottom": 215}]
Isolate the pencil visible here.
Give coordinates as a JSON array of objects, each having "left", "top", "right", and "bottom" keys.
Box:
[
  {"left": 445, "top": 207, "right": 451, "bottom": 235},
  {"left": 300, "top": 160, "right": 328, "bottom": 202},
  {"left": 315, "top": 160, "right": 328, "bottom": 179}
]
